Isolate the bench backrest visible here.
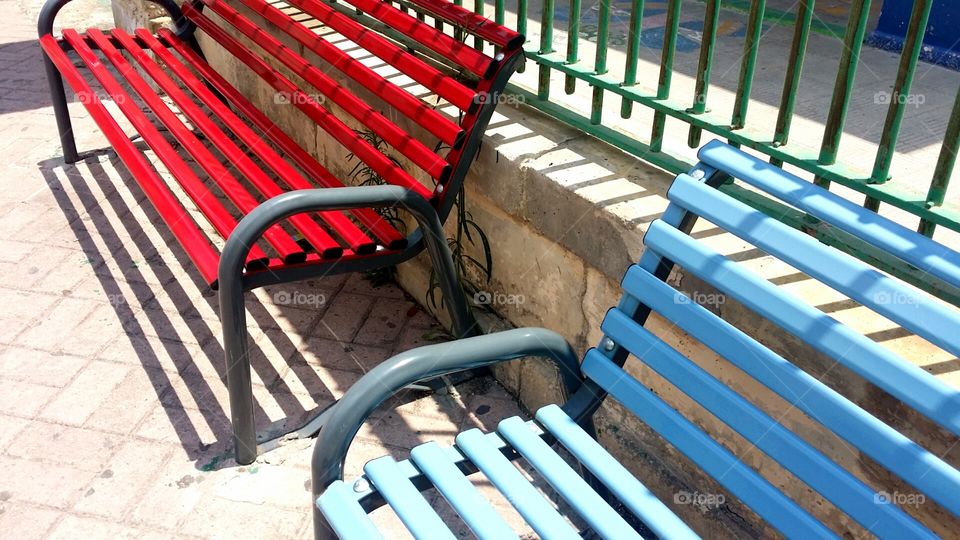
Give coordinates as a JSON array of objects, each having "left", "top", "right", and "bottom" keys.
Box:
[
  {"left": 583, "top": 140, "right": 960, "bottom": 537},
  {"left": 179, "top": 0, "right": 524, "bottom": 220}
]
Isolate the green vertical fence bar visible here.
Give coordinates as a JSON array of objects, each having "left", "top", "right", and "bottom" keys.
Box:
[
  {"left": 517, "top": 0, "right": 527, "bottom": 72},
  {"left": 565, "top": 0, "right": 582, "bottom": 94},
  {"left": 619, "top": 0, "right": 645, "bottom": 118},
  {"left": 590, "top": 0, "right": 612, "bottom": 124},
  {"left": 815, "top": 0, "right": 871, "bottom": 187},
  {"left": 474, "top": 0, "right": 485, "bottom": 49},
  {"left": 650, "top": 0, "right": 682, "bottom": 152},
  {"left": 773, "top": 0, "right": 814, "bottom": 147},
  {"left": 538, "top": 0, "right": 555, "bottom": 100},
  {"left": 868, "top": 0, "right": 933, "bottom": 185},
  {"left": 918, "top": 86, "right": 960, "bottom": 237},
  {"left": 495, "top": 0, "right": 504, "bottom": 24},
  {"left": 730, "top": 0, "right": 765, "bottom": 129},
  {"left": 687, "top": 0, "right": 722, "bottom": 147},
  {"left": 454, "top": 0, "right": 464, "bottom": 40}
]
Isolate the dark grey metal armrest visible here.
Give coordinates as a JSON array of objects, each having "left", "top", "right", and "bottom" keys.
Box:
[
  {"left": 219, "top": 184, "right": 483, "bottom": 464},
  {"left": 310, "top": 327, "right": 582, "bottom": 494}
]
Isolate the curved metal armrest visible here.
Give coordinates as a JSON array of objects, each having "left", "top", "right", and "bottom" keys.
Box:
[
  {"left": 311, "top": 327, "right": 583, "bottom": 493},
  {"left": 219, "top": 185, "right": 438, "bottom": 279}
]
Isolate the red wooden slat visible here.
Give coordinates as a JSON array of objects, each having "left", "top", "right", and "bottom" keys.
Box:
[
  {"left": 183, "top": 5, "right": 434, "bottom": 199},
  {"left": 156, "top": 29, "right": 406, "bottom": 250},
  {"left": 202, "top": 0, "right": 451, "bottom": 180},
  {"left": 403, "top": 0, "right": 523, "bottom": 49},
  {"left": 337, "top": 0, "right": 493, "bottom": 77},
  {"left": 106, "top": 28, "right": 350, "bottom": 259},
  {"left": 83, "top": 29, "right": 307, "bottom": 265},
  {"left": 60, "top": 29, "right": 272, "bottom": 268},
  {"left": 284, "top": 0, "right": 477, "bottom": 112},
  {"left": 38, "top": 35, "right": 221, "bottom": 284},
  {"left": 231, "top": 0, "right": 464, "bottom": 147}
]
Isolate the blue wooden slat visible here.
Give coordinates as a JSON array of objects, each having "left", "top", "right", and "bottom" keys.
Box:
[
  {"left": 643, "top": 219, "right": 960, "bottom": 439},
  {"left": 600, "top": 309, "right": 936, "bottom": 538},
  {"left": 409, "top": 442, "right": 519, "bottom": 540},
  {"left": 667, "top": 174, "right": 960, "bottom": 359},
  {"left": 455, "top": 428, "right": 581, "bottom": 540},
  {"left": 316, "top": 481, "right": 387, "bottom": 540},
  {"left": 535, "top": 405, "right": 701, "bottom": 540},
  {"left": 496, "top": 416, "right": 642, "bottom": 539},
  {"left": 697, "top": 139, "right": 960, "bottom": 290},
  {"left": 617, "top": 266, "right": 960, "bottom": 517},
  {"left": 363, "top": 456, "right": 456, "bottom": 540},
  {"left": 580, "top": 349, "right": 838, "bottom": 539}
]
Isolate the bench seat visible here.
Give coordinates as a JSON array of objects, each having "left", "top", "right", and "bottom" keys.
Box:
[
  {"left": 39, "top": 0, "right": 525, "bottom": 463},
  {"left": 310, "top": 140, "right": 960, "bottom": 538},
  {"left": 38, "top": 0, "right": 522, "bottom": 287},
  {"left": 41, "top": 27, "right": 410, "bottom": 285},
  {"left": 319, "top": 404, "right": 697, "bottom": 540}
]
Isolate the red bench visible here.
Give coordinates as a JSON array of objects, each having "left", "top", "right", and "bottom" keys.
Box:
[{"left": 38, "top": 0, "right": 524, "bottom": 464}]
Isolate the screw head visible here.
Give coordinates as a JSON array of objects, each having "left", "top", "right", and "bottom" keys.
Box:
[
  {"left": 436, "top": 184, "right": 444, "bottom": 193},
  {"left": 353, "top": 478, "right": 370, "bottom": 493},
  {"left": 602, "top": 337, "right": 615, "bottom": 351},
  {"left": 690, "top": 169, "right": 706, "bottom": 180}
]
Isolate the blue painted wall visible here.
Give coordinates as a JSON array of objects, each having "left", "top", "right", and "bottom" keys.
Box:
[{"left": 868, "top": 0, "right": 960, "bottom": 70}]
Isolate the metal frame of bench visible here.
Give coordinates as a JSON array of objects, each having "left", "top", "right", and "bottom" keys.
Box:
[
  {"left": 38, "top": 0, "right": 524, "bottom": 464},
  {"left": 310, "top": 140, "right": 960, "bottom": 539}
]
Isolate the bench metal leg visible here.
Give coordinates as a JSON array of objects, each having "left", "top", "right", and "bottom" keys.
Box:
[
  {"left": 43, "top": 55, "right": 80, "bottom": 163},
  {"left": 219, "top": 258, "right": 258, "bottom": 465},
  {"left": 219, "top": 186, "right": 480, "bottom": 465}
]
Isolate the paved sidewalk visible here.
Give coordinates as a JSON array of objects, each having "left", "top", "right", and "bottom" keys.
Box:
[{"left": 0, "top": 2, "right": 528, "bottom": 537}]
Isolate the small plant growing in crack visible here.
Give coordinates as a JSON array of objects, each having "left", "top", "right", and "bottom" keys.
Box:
[
  {"left": 346, "top": 128, "right": 493, "bottom": 318},
  {"left": 346, "top": 129, "right": 408, "bottom": 287}
]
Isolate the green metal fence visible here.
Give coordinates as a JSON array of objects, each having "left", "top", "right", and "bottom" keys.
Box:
[
  {"left": 330, "top": 0, "right": 959, "bottom": 301},
  {"left": 512, "top": 0, "right": 957, "bottom": 238},
  {"left": 341, "top": 0, "right": 958, "bottom": 237}
]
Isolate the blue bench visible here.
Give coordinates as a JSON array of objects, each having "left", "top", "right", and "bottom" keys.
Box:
[{"left": 310, "top": 140, "right": 960, "bottom": 538}]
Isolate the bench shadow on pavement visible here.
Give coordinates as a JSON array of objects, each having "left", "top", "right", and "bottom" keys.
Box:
[{"left": 37, "top": 150, "right": 438, "bottom": 471}]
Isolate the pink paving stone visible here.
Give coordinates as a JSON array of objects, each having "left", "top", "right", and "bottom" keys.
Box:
[
  {"left": 0, "top": 289, "right": 58, "bottom": 343},
  {"left": 5, "top": 422, "right": 120, "bottom": 472},
  {"left": 38, "top": 359, "right": 131, "bottom": 425},
  {"left": 26, "top": 245, "right": 98, "bottom": 294},
  {"left": 57, "top": 302, "right": 124, "bottom": 356},
  {"left": 0, "top": 347, "right": 87, "bottom": 387},
  {"left": 71, "top": 438, "right": 176, "bottom": 520},
  {"left": 0, "top": 455, "right": 99, "bottom": 509},
  {"left": 353, "top": 297, "right": 414, "bottom": 346},
  {"left": 0, "top": 503, "right": 62, "bottom": 540},
  {"left": 0, "top": 413, "right": 29, "bottom": 452},
  {"left": 96, "top": 333, "right": 202, "bottom": 374},
  {"left": 14, "top": 297, "right": 99, "bottom": 352},
  {"left": 309, "top": 292, "right": 374, "bottom": 342},
  {"left": 81, "top": 366, "right": 171, "bottom": 434},
  {"left": 0, "top": 379, "right": 59, "bottom": 417},
  {"left": 179, "top": 496, "right": 307, "bottom": 539},
  {"left": 47, "top": 515, "right": 173, "bottom": 540},
  {"left": 294, "top": 336, "right": 391, "bottom": 372}
]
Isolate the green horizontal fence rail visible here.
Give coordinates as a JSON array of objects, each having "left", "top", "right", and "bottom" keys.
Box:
[{"left": 323, "top": 0, "right": 959, "bottom": 303}]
